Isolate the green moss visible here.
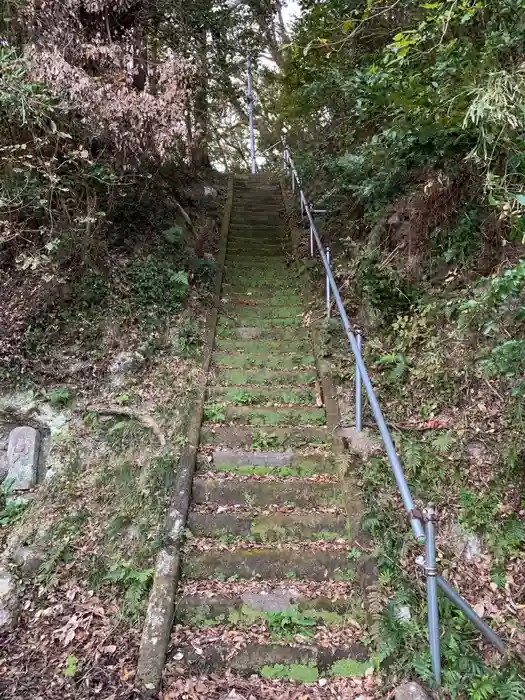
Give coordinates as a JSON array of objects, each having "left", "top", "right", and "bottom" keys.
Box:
[
  {"left": 250, "top": 519, "right": 288, "bottom": 542},
  {"left": 334, "top": 568, "right": 357, "bottom": 582},
  {"left": 215, "top": 463, "right": 320, "bottom": 477},
  {"left": 312, "top": 530, "right": 341, "bottom": 541},
  {"left": 302, "top": 608, "right": 345, "bottom": 627},
  {"left": 225, "top": 306, "right": 305, "bottom": 320},
  {"left": 215, "top": 368, "right": 317, "bottom": 386},
  {"left": 260, "top": 663, "right": 319, "bottom": 682},
  {"left": 186, "top": 605, "right": 225, "bottom": 628},
  {"left": 228, "top": 604, "right": 267, "bottom": 626},
  {"left": 217, "top": 316, "right": 303, "bottom": 328},
  {"left": 328, "top": 658, "right": 372, "bottom": 678},
  {"left": 214, "top": 340, "right": 311, "bottom": 355},
  {"left": 249, "top": 408, "right": 325, "bottom": 426},
  {"left": 214, "top": 354, "right": 315, "bottom": 371}
]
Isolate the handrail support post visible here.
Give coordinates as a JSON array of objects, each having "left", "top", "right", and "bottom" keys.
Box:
[
  {"left": 424, "top": 507, "right": 442, "bottom": 688},
  {"left": 356, "top": 331, "right": 363, "bottom": 431},
  {"left": 326, "top": 247, "right": 331, "bottom": 318}
]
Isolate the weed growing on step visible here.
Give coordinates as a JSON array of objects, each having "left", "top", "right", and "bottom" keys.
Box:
[
  {"left": 251, "top": 431, "right": 280, "bottom": 450},
  {"left": 188, "top": 607, "right": 225, "bottom": 628},
  {"left": 216, "top": 528, "right": 238, "bottom": 546},
  {"left": 203, "top": 403, "right": 227, "bottom": 422},
  {"left": 267, "top": 605, "right": 317, "bottom": 642},
  {"left": 227, "top": 388, "right": 257, "bottom": 405}
]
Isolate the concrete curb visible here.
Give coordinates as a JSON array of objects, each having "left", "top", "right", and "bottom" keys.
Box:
[{"left": 136, "top": 174, "right": 234, "bottom": 694}]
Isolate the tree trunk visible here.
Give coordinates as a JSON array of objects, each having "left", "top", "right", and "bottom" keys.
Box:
[{"left": 191, "top": 23, "right": 210, "bottom": 168}]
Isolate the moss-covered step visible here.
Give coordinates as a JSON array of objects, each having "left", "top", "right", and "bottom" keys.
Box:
[
  {"left": 212, "top": 367, "right": 317, "bottom": 386},
  {"left": 221, "top": 279, "right": 300, "bottom": 294},
  {"left": 212, "top": 353, "right": 315, "bottom": 371},
  {"left": 215, "top": 326, "right": 309, "bottom": 341},
  {"left": 223, "top": 291, "right": 303, "bottom": 304},
  {"left": 184, "top": 547, "right": 357, "bottom": 581},
  {"left": 199, "top": 448, "right": 336, "bottom": 475},
  {"left": 226, "top": 242, "right": 285, "bottom": 253},
  {"left": 213, "top": 339, "right": 311, "bottom": 355},
  {"left": 217, "top": 316, "right": 303, "bottom": 329},
  {"left": 188, "top": 510, "right": 349, "bottom": 542},
  {"left": 221, "top": 281, "right": 302, "bottom": 294},
  {"left": 228, "top": 221, "right": 284, "bottom": 229},
  {"left": 165, "top": 641, "right": 370, "bottom": 678},
  {"left": 219, "top": 305, "right": 305, "bottom": 321},
  {"left": 208, "top": 462, "right": 335, "bottom": 478},
  {"left": 227, "top": 235, "right": 286, "bottom": 245},
  {"left": 199, "top": 424, "right": 329, "bottom": 449},
  {"left": 176, "top": 587, "right": 357, "bottom": 624},
  {"left": 191, "top": 476, "right": 341, "bottom": 508},
  {"left": 221, "top": 264, "right": 298, "bottom": 278},
  {"left": 225, "top": 246, "right": 287, "bottom": 256},
  {"left": 207, "top": 385, "right": 317, "bottom": 406},
  {"left": 222, "top": 265, "right": 292, "bottom": 280},
  {"left": 203, "top": 405, "right": 326, "bottom": 427}
]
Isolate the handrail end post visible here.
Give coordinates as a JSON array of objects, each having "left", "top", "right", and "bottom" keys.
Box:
[
  {"left": 355, "top": 331, "right": 363, "bottom": 431},
  {"left": 424, "top": 509, "right": 442, "bottom": 687}
]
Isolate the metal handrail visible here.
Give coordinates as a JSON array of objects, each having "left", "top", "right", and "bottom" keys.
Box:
[
  {"left": 280, "top": 141, "right": 505, "bottom": 687},
  {"left": 284, "top": 145, "right": 425, "bottom": 542}
]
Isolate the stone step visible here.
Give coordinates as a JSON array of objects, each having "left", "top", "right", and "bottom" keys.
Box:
[
  {"left": 225, "top": 250, "right": 286, "bottom": 261},
  {"left": 221, "top": 294, "right": 303, "bottom": 308},
  {"left": 199, "top": 424, "right": 328, "bottom": 449},
  {"left": 213, "top": 339, "right": 310, "bottom": 355},
  {"left": 222, "top": 264, "right": 291, "bottom": 278},
  {"left": 225, "top": 247, "right": 288, "bottom": 257},
  {"left": 188, "top": 510, "right": 349, "bottom": 542},
  {"left": 184, "top": 546, "right": 359, "bottom": 581},
  {"left": 229, "top": 231, "right": 285, "bottom": 240},
  {"left": 201, "top": 462, "right": 335, "bottom": 478},
  {"left": 217, "top": 315, "right": 303, "bottom": 329},
  {"left": 219, "top": 305, "right": 304, "bottom": 320},
  {"left": 224, "top": 254, "right": 288, "bottom": 265},
  {"left": 221, "top": 269, "right": 295, "bottom": 282},
  {"left": 227, "top": 236, "right": 288, "bottom": 246},
  {"left": 226, "top": 241, "right": 285, "bottom": 251},
  {"left": 207, "top": 384, "right": 317, "bottom": 405},
  {"left": 233, "top": 188, "right": 281, "bottom": 195},
  {"left": 229, "top": 221, "right": 285, "bottom": 230},
  {"left": 201, "top": 448, "right": 335, "bottom": 474},
  {"left": 230, "top": 213, "right": 284, "bottom": 221},
  {"left": 231, "top": 201, "right": 284, "bottom": 208},
  {"left": 176, "top": 582, "right": 357, "bottom": 622},
  {"left": 215, "top": 326, "right": 308, "bottom": 341},
  {"left": 212, "top": 367, "right": 317, "bottom": 387},
  {"left": 167, "top": 640, "right": 369, "bottom": 677},
  {"left": 203, "top": 405, "right": 326, "bottom": 427},
  {"left": 191, "top": 476, "right": 341, "bottom": 508},
  {"left": 212, "top": 352, "right": 315, "bottom": 371},
  {"left": 221, "top": 281, "right": 302, "bottom": 294}
]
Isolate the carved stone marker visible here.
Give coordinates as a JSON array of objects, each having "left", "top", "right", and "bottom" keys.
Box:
[{"left": 6, "top": 426, "right": 40, "bottom": 490}]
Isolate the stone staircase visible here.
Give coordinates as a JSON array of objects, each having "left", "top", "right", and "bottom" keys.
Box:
[{"left": 165, "top": 176, "right": 371, "bottom": 685}]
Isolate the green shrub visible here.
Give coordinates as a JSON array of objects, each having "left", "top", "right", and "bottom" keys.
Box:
[{"left": 130, "top": 257, "right": 188, "bottom": 311}]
